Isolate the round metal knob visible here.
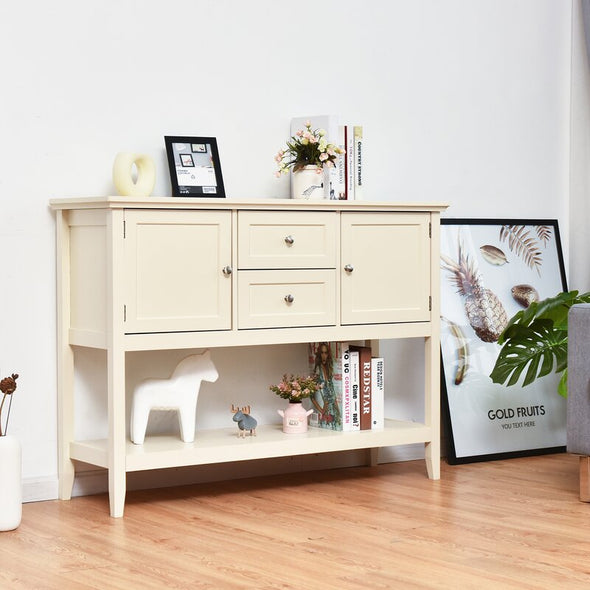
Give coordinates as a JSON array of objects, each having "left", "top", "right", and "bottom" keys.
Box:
[
  {"left": 284, "top": 235, "right": 294, "bottom": 245},
  {"left": 344, "top": 264, "right": 354, "bottom": 273},
  {"left": 222, "top": 265, "right": 233, "bottom": 276},
  {"left": 284, "top": 294, "right": 294, "bottom": 303}
]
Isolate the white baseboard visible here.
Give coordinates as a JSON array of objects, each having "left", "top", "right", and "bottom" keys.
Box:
[
  {"left": 22, "top": 476, "right": 59, "bottom": 503},
  {"left": 22, "top": 444, "right": 427, "bottom": 503}
]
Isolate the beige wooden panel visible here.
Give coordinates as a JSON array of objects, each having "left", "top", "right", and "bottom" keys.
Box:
[
  {"left": 70, "top": 221, "right": 107, "bottom": 337},
  {"left": 124, "top": 210, "right": 232, "bottom": 333},
  {"left": 237, "top": 211, "right": 337, "bottom": 269},
  {"left": 237, "top": 269, "right": 336, "bottom": 329},
  {"left": 341, "top": 212, "right": 431, "bottom": 324}
]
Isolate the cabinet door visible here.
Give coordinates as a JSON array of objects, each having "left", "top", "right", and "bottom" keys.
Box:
[
  {"left": 124, "top": 210, "right": 232, "bottom": 333},
  {"left": 341, "top": 212, "right": 430, "bottom": 324}
]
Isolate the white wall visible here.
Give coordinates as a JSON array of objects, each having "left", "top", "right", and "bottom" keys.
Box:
[
  {"left": 571, "top": 0, "right": 590, "bottom": 292},
  {"left": 0, "top": 1, "right": 573, "bottom": 501}
]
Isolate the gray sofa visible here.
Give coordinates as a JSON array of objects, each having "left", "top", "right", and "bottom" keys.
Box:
[{"left": 567, "top": 303, "right": 590, "bottom": 501}]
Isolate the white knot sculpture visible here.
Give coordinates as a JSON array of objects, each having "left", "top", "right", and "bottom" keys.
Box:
[{"left": 113, "top": 152, "right": 156, "bottom": 197}]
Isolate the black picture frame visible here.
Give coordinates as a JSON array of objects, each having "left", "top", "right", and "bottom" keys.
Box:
[
  {"left": 440, "top": 218, "right": 568, "bottom": 464},
  {"left": 165, "top": 136, "right": 225, "bottom": 198}
]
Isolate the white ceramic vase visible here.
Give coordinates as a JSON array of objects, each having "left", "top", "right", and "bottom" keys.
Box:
[
  {"left": 291, "top": 165, "right": 325, "bottom": 199},
  {"left": 0, "top": 434, "right": 22, "bottom": 531}
]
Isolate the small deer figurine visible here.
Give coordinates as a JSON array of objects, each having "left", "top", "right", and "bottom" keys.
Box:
[{"left": 231, "top": 404, "right": 257, "bottom": 438}]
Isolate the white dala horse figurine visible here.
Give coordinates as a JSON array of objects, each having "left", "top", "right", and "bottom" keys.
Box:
[{"left": 130, "top": 350, "right": 218, "bottom": 444}]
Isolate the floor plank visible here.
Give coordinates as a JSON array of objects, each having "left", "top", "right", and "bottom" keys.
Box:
[{"left": 1, "top": 454, "right": 589, "bottom": 589}]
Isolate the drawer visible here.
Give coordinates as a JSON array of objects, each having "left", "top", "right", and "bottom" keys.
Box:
[
  {"left": 238, "top": 211, "right": 337, "bottom": 269},
  {"left": 238, "top": 269, "right": 336, "bottom": 329}
]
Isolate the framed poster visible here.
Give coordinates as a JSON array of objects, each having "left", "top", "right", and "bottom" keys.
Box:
[
  {"left": 164, "top": 136, "right": 226, "bottom": 198},
  {"left": 440, "top": 219, "right": 567, "bottom": 464}
]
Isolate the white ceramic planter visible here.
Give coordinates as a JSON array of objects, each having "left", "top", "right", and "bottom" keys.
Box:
[
  {"left": 278, "top": 402, "right": 313, "bottom": 433},
  {"left": 291, "top": 165, "right": 325, "bottom": 199},
  {"left": 0, "top": 434, "right": 22, "bottom": 531}
]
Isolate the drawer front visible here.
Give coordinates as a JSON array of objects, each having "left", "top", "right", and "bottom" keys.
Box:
[
  {"left": 238, "top": 269, "right": 336, "bottom": 329},
  {"left": 238, "top": 211, "right": 337, "bottom": 269}
]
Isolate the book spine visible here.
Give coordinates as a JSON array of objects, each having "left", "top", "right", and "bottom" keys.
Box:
[
  {"left": 371, "top": 357, "right": 385, "bottom": 430},
  {"left": 308, "top": 343, "right": 320, "bottom": 428},
  {"left": 350, "top": 350, "right": 360, "bottom": 430},
  {"left": 327, "top": 167, "right": 337, "bottom": 200},
  {"left": 308, "top": 342, "right": 344, "bottom": 431},
  {"left": 346, "top": 125, "right": 355, "bottom": 200},
  {"left": 350, "top": 345, "right": 372, "bottom": 429},
  {"left": 333, "top": 341, "right": 344, "bottom": 431},
  {"left": 336, "top": 125, "right": 347, "bottom": 200},
  {"left": 359, "top": 348, "right": 372, "bottom": 430},
  {"left": 354, "top": 125, "right": 363, "bottom": 201},
  {"left": 341, "top": 344, "right": 352, "bottom": 431}
]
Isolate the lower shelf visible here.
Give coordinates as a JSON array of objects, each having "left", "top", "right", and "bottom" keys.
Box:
[{"left": 70, "top": 419, "right": 433, "bottom": 473}]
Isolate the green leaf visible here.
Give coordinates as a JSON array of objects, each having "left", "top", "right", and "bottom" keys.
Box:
[
  {"left": 500, "top": 291, "right": 590, "bottom": 336},
  {"left": 490, "top": 319, "right": 567, "bottom": 388},
  {"left": 491, "top": 290, "right": 590, "bottom": 397},
  {"left": 558, "top": 369, "right": 568, "bottom": 398}
]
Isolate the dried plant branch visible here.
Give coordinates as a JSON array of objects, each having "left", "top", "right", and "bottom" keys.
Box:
[
  {"left": 536, "top": 225, "right": 553, "bottom": 247},
  {"left": 499, "top": 225, "right": 543, "bottom": 275}
]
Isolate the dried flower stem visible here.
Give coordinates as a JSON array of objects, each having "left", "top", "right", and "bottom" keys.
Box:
[
  {"left": 0, "top": 373, "right": 19, "bottom": 436},
  {"left": 0, "top": 394, "right": 8, "bottom": 437}
]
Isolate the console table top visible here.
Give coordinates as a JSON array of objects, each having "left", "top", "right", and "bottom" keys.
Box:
[{"left": 50, "top": 196, "right": 449, "bottom": 212}]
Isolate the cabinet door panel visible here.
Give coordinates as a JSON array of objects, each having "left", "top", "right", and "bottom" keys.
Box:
[
  {"left": 124, "top": 210, "right": 232, "bottom": 333},
  {"left": 341, "top": 212, "right": 430, "bottom": 324}
]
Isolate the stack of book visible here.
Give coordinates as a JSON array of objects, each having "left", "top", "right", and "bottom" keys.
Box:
[
  {"left": 290, "top": 116, "right": 363, "bottom": 200},
  {"left": 307, "top": 342, "right": 384, "bottom": 431}
]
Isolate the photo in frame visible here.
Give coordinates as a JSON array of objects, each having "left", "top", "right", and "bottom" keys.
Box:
[
  {"left": 164, "top": 136, "right": 225, "bottom": 197},
  {"left": 440, "top": 219, "right": 567, "bottom": 464}
]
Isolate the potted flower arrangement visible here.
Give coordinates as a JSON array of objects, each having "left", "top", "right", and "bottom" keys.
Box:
[
  {"left": 274, "top": 121, "right": 344, "bottom": 199},
  {"left": 0, "top": 372, "right": 21, "bottom": 531},
  {"left": 270, "top": 373, "right": 319, "bottom": 433}
]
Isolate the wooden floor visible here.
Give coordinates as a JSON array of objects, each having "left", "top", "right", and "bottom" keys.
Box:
[{"left": 2, "top": 453, "right": 590, "bottom": 589}]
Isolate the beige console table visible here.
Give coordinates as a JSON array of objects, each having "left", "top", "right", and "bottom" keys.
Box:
[{"left": 50, "top": 197, "right": 448, "bottom": 517}]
